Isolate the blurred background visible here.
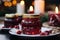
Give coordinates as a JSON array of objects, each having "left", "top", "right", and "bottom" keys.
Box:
[{"left": 0, "top": 0, "right": 60, "bottom": 16}]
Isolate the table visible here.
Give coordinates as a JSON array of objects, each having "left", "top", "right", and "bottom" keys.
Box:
[
  {"left": 0, "top": 29, "right": 60, "bottom": 40},
  {"left": 0, "top": 17, "right": 60, "bottom": 40}
]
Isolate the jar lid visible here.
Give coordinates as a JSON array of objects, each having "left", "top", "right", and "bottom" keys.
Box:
[
  {"left": 5, "top": 14, "right": 15, "bottom": 18},
  {"left": 23, "top": 14, "right": 40, "bottom": 18},
  {"left": 15, "top": 13, "right": 23, "bottom": 16}
]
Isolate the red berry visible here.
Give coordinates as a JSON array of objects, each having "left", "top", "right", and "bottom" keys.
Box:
[
  {"left": 9, "top": 27, "right": 11, "bottom": 28},
  {"left": 45, "top": 31, "right": 50, "bottom": 35},
  {"left": 14, "top": 25, "right": 19, "bottom": 29},
  {"left": 40, "top": 32, "right": 48, "bottom": 36},
  {"left": 31, "top": 32, "right": 35, "bottom": 35},
  {"left": 26, "top": 32, "right": 30, "bottom": 34},
  {"left": 39, "top": 30, "right": 41, "bottom": 33},
  {"left": 2, "top": 26, "right": 5, "bottom": 28},
  {"left": 45, "top": 30, "right": 52, "bottom": 34},
  {"left": 9, "top": 26, "right": 13, "bottom": 28},
  {"left": 16, "top": 30, "right": 21, "bottom": 34}
]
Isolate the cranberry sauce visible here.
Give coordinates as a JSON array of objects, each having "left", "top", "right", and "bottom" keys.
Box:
[
  {"left": 18, "top": 16, "right": 22, "bottom": 24},
  {"left": 21, "top": 14, "right": 42, "bottom": 35},
  {"left": 4, "top": 14, "right": 22, "bottom": 28},
  {"left": 49, "top": 14, "right": 60, "bottom": 26}
]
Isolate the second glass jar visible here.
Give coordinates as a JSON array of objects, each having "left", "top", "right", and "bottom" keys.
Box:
[{"left": 21, "top": 14, "right": 42, "bottom": 35}]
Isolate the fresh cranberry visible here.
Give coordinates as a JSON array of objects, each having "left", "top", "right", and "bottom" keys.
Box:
[
  {"left": 45, "top": 31, "right": 50, "bottom": 35},
  {"left": 30, "top": 29, "right": 40, "bottom": 35},
  {"left": 2, "top": 26, "right": 5, "bottom": 28},
  {"left": 26, "top": 32, "right": 30, "bottom": 35},
  {"left": 31, "top": 32, "right": 35, "bottom": 35},
  {"left": 9, "top": 27, "right": 11, "bottom": 28},
  {"left": 39, "top": 30, "right": 41, "bottom": 33},
  {"left": 45, "top": 30, "right": 52, "bottom": 33},
  {"left": 40, "top": 32, "right": 48, "bottom": 36},
  {"left": 16, "top": 30, "right": 21, "bottom": 34},
  {"left": 9, "top": 25, "right": 14, "bottom": 28},
  {"left": 14, "top": 25, "right": 19, "bottom": 29}
]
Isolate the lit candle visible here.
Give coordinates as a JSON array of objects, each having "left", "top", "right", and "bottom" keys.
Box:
[
  {"left": 49, "top": 6, "right": 60, "bottom": 26},
  {"left": 12, "top": 0, "right": 17, "bottom": 6},
  {"left": 48, "top": 6, "right": 59, "bottom": 14},
  {"left": 55, "top": 7, "right": 59, "bottom": 13},
  {"left": 54, "top": 7, "right": 60, "bottom": 21},
  {"left": 17, "top": 0, "right": 25, "bottom": 14},
  {"left": 34, "top": 0, "right": 45, "bottom": 14},
  {"left": 28, "top": 6, "right": 34, "bottom": 14}
]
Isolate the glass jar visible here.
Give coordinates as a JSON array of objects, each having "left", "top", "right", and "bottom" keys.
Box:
[
  {"left": 4, "top": 14, "right": 19, "bottom": 28},
  {"left": 15, "top": 14, "right": 22, "bottom": 24},
  {"left": 48, "top": 11, "right": 60, "bottom": 27},
  {"left": 21, "top": 14, "right": 42, "bottom": 35}
]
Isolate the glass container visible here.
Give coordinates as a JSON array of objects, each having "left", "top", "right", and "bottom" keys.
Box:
[{"left": 21, "top": 14, "right": 42, "bottom": 35}]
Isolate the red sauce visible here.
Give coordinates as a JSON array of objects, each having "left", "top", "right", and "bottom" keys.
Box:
[{"left": 21, "top": 14, "right": 42, "bottom": 35}]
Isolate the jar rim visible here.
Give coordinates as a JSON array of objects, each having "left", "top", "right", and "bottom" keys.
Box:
[
  {"left": 5, "top": 14, "right": 15, "bottom": 18},
  {"left": 23, "top": 14, "right": 40, "bottom": 18},
  {"left": 15, "top": 13, "right": 23, "bottom": 16},
  {"left": 23, "top": 14, "right": 39, "bottom": 16}
]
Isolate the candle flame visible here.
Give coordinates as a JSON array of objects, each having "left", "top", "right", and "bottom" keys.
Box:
[
  {"left": 55, "top": 6, "right": 58, "bottom": 13},
  {"left": 29, "top": 6, "right": 33, "bottom": 11},
  {"left": 20, "top": 0, "right": 24, "bottom": 5}
]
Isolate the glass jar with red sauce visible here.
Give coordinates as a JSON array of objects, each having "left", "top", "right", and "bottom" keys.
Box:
[
  {"left": 21, "top": 14, "right": 42, "bottom": 35},
  {"left": 15, "top": 14, "right": 22, "bottom": 24},
  {"left": 48, "top": 11, "right": 60, "bottom": 26},
  {"left": 4, "top": 14, "right": 19, "bottom": 28}
]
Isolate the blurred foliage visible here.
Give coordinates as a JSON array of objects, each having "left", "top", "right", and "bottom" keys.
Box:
[
  {"left": 0, "top": 11, "right": 5, "bottom": 16},
  {"left": 40, "top": 12, "right": 49, "bottom": 23}
]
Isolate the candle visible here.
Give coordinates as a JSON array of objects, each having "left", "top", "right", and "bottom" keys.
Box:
[
  {"left": 28, "top": 6, "right": 34, "bottom": 14},
  {"left": 55, "top": 7, "right": 59, "bottom": 13},
  {"left": 17, "top": 0, "right": 25, "bottom": 14},
  {"left": 49, "top": 6, "right": 60, "bottom": 27},
  {"left": 34, "top": 0, "right": 45, "bottom": 14},
  {"left": 12, "top": 0, "right": 17, "bottom": 6}
]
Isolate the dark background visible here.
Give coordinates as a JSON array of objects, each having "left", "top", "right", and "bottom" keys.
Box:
[{"left": 0, "top": 0, "right": 60, "bottom": 16}]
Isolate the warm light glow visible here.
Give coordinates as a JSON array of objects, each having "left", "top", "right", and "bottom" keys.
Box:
[
  {"left": 34, "top": 0, "right": 45, "bottom": 14},
  {"left": 4, "top": 2, "right": 12, "bottom": 7},
  {"left": 55, "top": 6, "right": 58, "bottom": 13},
  {"left": 29, "top": 6, "right": 34, "bottom": 11},
  {"left": 8, "top": 2, "right": 12, "bottom": 7},
  {"left": 12, "top": 0, "right": 17, "bottom": 5},
  {"left": 4, "top": 2, "right": 8, "bottom": 6},
  {"left": 32, "top": 2, "right": 34, "bottom": 6},
  {"left": 20, "top": 0, "right": 24, "bottom": 5}
]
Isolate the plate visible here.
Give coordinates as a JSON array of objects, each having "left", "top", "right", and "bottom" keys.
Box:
[
  {"left": 9, "top": 28, "right": 40, "bottom": 37},
  {"left": 2, "top": 27, "right": 11, "bottom": 30},
  {"left": 9, "top": 27, "right": 60, "bottom": 37},
  {"left": 0, "top": 24, "right": 22, "bottom": 30},
  {"left": 0, "top": 24, "right": 11, "bottom": 30},
  {"left": 43, "top": 22, "right": 51, "bottom": 27},
  {"left": 0, "top": 24, "right": 4, "bottom": 30},
  {"left": 43, "top": 22, "right": 60, "bottom": 28}
]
